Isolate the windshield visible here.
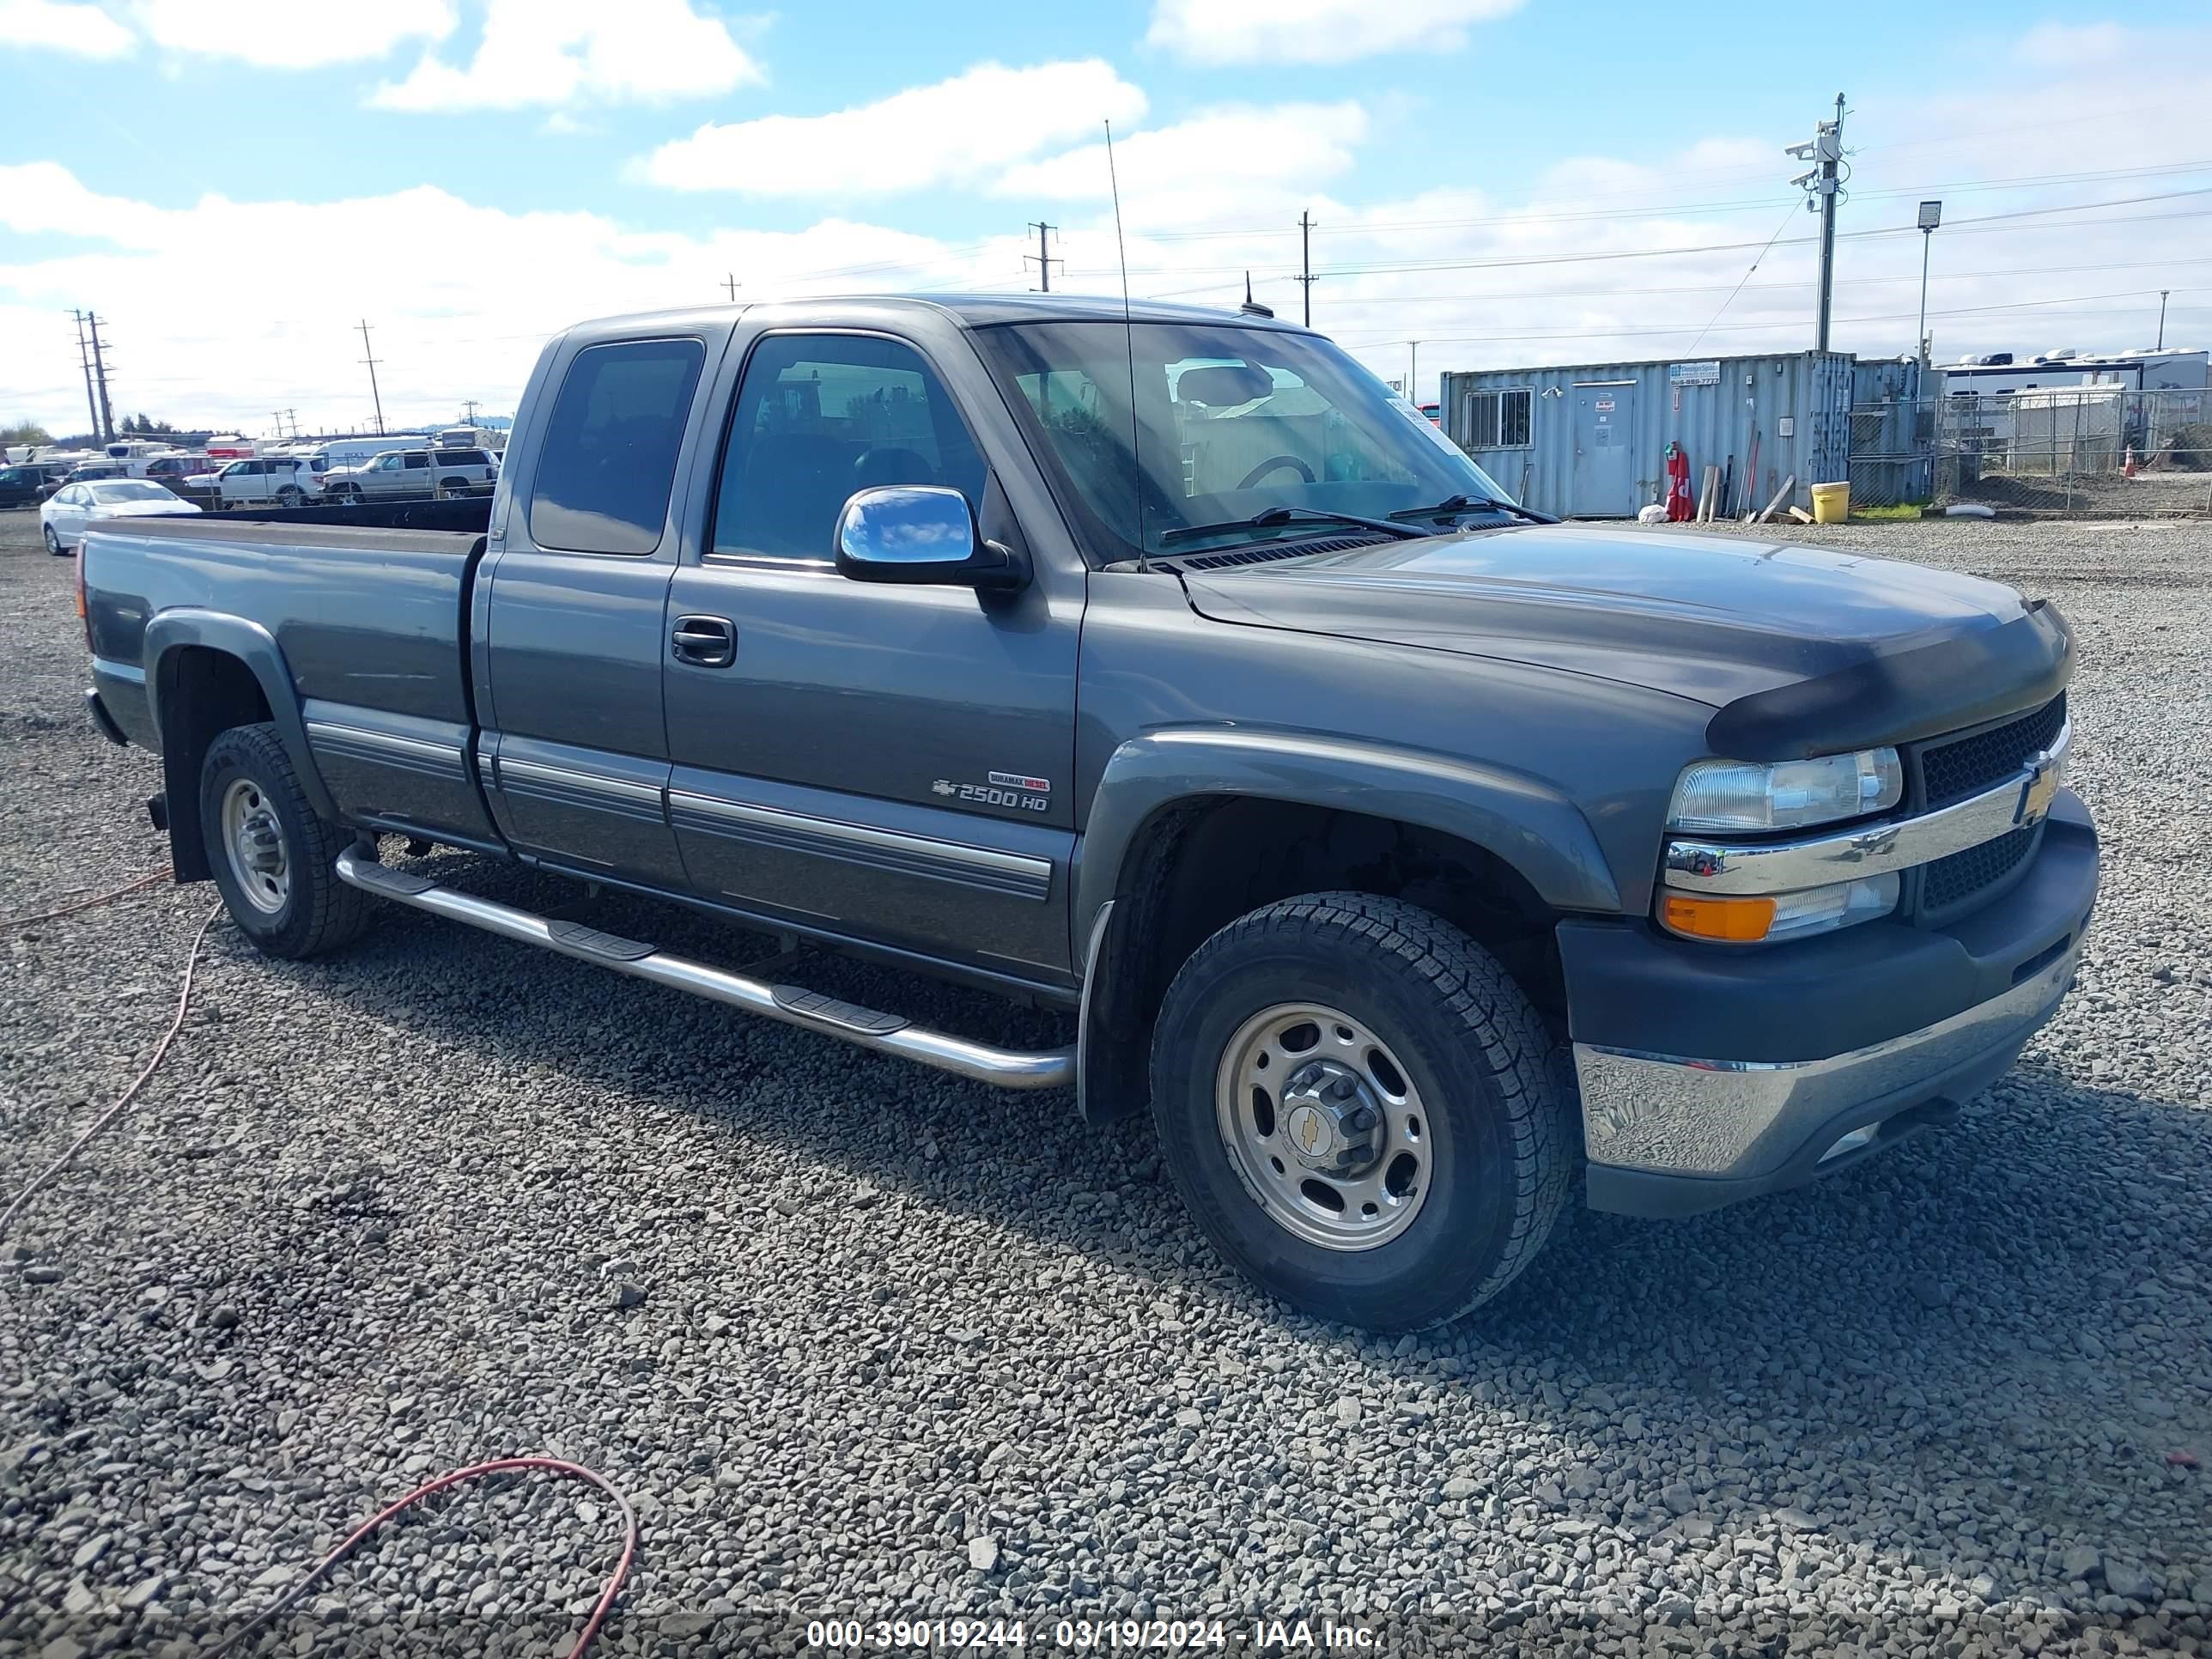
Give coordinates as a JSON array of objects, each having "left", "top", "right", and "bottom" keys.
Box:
[
  {"left": 89, "top": 481, "right": 174, "bottom": 504},
  {"left": 975, "top": 321, "right": 1512, "bottom": 560}
]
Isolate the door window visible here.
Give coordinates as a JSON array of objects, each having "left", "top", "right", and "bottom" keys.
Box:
[
  {"left": 529, "top": 337, "right": 707, "bottom": 556},
  {"left": 404, "top": 453, "right": 429, "bottom": 471},
  {"left": 710, "top": 333, "right": 986, "bottom": 562}
]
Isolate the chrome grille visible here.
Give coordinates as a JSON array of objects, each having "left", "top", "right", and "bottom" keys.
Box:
[
  {"left": 1918, "top": 693, "right": 2066, "bottom": 811},
  {"left": 1922, "top": 821, "right": 2040, "bottom": 914}
]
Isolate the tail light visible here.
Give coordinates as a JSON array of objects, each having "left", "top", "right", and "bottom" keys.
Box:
[{"left": 75, "top": 547, "right": 90, "bottom": 647}]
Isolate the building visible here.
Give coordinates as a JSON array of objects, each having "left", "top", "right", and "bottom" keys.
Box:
[{"left": 1438, "top": 351, "right": 1899, "bottom": 520}]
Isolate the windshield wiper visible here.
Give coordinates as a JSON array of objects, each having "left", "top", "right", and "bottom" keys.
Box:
[
  {"left": 1387, "top": 493, "right": 1558, "bottom": 526},
  {"left": 1158, "top": 505, "right": 1430, "bottom": 548}
]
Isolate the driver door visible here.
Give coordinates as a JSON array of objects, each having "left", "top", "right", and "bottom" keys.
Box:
[{"left": 661, "top": 325, "right": 1082, "bottom": 981}]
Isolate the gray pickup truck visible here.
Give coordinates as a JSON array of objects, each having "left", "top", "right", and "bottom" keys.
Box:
[{"left": 79, "top": 295, "right": 2096, "bottom": 1330}]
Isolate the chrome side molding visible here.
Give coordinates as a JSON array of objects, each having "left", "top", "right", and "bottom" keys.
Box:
[{"left": 332, "top": 848, "right": 1073, "bottom": 1091}]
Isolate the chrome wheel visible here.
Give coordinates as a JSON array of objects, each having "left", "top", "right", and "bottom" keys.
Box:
[
  {"left": 1214, "top": 1001, "right": 1433, "bottom": 1251},
  {"left": 220, "top": 777, "right": 289, "bottom": 915}
]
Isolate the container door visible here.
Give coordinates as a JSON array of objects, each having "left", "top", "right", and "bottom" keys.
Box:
[{"left": 1571, "top": 385, "right": 1637, "bottom": 517}]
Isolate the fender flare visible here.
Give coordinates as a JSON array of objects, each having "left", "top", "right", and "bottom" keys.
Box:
[
  {"left": 1073, "top": 726, "right": 1622, "bottom": 951},
  {"left": 143, "top": 609, "right": 339, "bottom": 822}
]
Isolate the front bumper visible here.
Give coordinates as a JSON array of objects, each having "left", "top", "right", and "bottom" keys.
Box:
[{"left": 1566, "top": 790, "right": 2097, "bottom": 1218}]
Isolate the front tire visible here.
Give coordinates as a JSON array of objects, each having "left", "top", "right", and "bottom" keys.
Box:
[
  {"left": 1150, "top": 892, "right": 1572, "bottom": 1331},
  {"left": 45, "top": 525, "right": 65, "bottom": 556},
  {"left": 198, "top": 723, "right": 369, "bottom": 959}
]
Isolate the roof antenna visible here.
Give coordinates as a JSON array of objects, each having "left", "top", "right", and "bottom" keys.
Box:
[
  {"left": 1240, "top": 272, "right": 1273, "bottom": 319},
  {"left": 1104, "top": 118, "right": 1149, "bottom": 572}
]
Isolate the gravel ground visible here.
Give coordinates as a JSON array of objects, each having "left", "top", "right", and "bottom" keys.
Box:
[{"left": 2, "top": 509, "right": 2208, "bottom": 1657}]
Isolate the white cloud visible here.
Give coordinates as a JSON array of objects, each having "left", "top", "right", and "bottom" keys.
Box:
[
  {"left": 0, "top": 161, "right": 1033, "bottom": 434},
  {"left": 2014, "top": 21, "right": 2130, "bottom": 69},
  {"left": 131, "top": 0, "right": 456, "bottom": 68},
  {"left": 643, "top": 59, "right": 1146, "bottom": 195},
  {"left": 995, "top": 103, "right": 1370, "bottom": 228},
  {"left": 372, "top": 0, "right": 761, "bottom": 112},
  {"left": 0, "top": 0, "right": 133, "bottom": 57},
  {"left": 1146, "top": 0, "right": 1522, "bottom": 64}
]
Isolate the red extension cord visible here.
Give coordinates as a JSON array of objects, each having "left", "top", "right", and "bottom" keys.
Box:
[{"left": 8, "top": 879, "right": 641, "bottom": 1654}]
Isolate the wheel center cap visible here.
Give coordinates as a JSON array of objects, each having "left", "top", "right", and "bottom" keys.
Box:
[{"left": 1280, "top": 1061, "right": 1382, "bottom": 1175}]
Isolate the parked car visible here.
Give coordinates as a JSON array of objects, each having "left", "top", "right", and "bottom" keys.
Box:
[
  {"left": 186, "top": 455, "right": 324, "bottom": 507},
  {"left": 320, "top": 446, "right": 496, "bottom": 501},
  {"left": 139, "top": 455, "right": 204, "bottom": 492},
  {"left": 0, "top": 461, "right": 75, "bottom": 508},
  {"left": 78, "top": 296, "right": 2096, "bottom": 1332},
  {"left": 42, "top": 477, "right": 199, "bottom": 554}
]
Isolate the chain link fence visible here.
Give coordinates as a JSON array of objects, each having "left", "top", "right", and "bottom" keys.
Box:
[{"left": 1848, "top": 387, "right": 2212, "bottom": 515}]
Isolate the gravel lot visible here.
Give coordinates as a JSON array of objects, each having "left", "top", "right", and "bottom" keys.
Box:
[{"left": 3, "top": 509, "right": 2208, "bottom": 1656}]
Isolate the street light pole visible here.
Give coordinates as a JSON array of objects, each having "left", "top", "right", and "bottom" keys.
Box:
[
  {"left": 1915, "top": 199, "right": 1942, "bottom": 367},
  {"left": 2157, "top": 289, "right": 2170, "bottom": 350}
]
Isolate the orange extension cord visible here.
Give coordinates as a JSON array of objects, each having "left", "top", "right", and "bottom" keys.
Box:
[{"left": 5, "top": 877, "right": 641, "bottom": 1655}]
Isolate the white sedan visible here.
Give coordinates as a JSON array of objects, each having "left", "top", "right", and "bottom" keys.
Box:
[{"left": 41, "top": 477, "right": 201, "bottom": 555}]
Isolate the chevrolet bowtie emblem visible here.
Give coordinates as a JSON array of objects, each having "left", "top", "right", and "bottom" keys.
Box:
[
  {"left": 1849, "top": 824, "right": 1903, "bottom": 860},
  {"left": 2015, "top": 754, "right": 2060, "bottom": 825}
]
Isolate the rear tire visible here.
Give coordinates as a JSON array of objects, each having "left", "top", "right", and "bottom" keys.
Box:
[
  {"left": 276, "top": 485, "right": 304, "bottom": 507},
  {"left": 198, "top": 722, "right": 370, "bottom": 959},
  {"left": 1150, "top": 891, "right": 1572, "bottom": 1332}
]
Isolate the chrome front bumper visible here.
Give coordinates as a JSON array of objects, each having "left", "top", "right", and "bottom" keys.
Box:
[{"left": 1576, "top": 938, "right": 2078, "bottom": 1214}]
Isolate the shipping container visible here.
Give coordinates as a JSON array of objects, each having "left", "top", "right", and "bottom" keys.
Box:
[{"left": 1438, "top": 351, "right": 1861, "bottom": 520}]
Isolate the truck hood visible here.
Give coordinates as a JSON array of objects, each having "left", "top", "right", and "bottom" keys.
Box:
[{"left": 1181, "top": 524, "right": 2032, "bottom": 713}]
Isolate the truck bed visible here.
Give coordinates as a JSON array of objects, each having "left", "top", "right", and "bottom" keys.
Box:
[{"left": 83, "top": 501, "right": 501, "bottom": 852}]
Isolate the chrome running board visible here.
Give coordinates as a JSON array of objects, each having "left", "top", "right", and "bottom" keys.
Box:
[{"left": 332, "top": 848, "right": 1073, "bottom": 1090}]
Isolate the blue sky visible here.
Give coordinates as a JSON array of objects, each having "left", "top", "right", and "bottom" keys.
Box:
[{"left": 3, "top": 0, "right": 2206, "bottom": 434}]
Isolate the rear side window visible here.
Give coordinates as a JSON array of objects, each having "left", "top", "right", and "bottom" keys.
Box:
[{"left": 530, "top": 337, "right": 706, "bottom": 556}]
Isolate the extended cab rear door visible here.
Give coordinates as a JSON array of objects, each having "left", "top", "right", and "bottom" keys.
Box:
[
  {"left": 659, "top": 306, "right": 1084, "bottom": 984},
  {"left": 474, "top": 317, "right": 738, "bottom": 890}
]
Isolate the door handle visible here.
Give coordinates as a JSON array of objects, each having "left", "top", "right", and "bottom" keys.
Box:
[{"left": 672, "top": 615, "right": 737, "bottom": 667}]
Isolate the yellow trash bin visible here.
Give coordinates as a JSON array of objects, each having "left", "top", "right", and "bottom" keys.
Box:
[{"left": 1810, "top": 481, "right": 1850, "bottom": 524}]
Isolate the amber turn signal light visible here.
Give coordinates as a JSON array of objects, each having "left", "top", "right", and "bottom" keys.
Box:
[{"left": 1661, "top": 892, "right": 1777, "bottom": 943}]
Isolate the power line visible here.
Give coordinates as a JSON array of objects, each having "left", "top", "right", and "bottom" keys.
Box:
[
  {"left": 1133, "top": 160, "right": 2212, "bottom": 246},
  {"left": 1688, "top": 204, "right": 1800, "bottom": 352},
  {"left": 1114, "top": 194, "right": 2212, "bottom": 295}
]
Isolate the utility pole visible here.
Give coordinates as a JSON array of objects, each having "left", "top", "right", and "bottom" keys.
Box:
[
  {"left": 86, "top": 312, "right": 116, "bottom": 441},
  {"left": 1407, "top": 340, "right": 1423, "bottom": 406},
  {"left": 1788, "top": 94, "right": 1846, "bottom": 353},
  {"left": 1297, "top": 210, "right": 1316, "bottom": 326},
  {"left": 357, "top": 319, "right": 386, "bottom": 435},
  {"left": 2158, "top": 289, "right": 2170, "bottom": 350},
  {"left": 1024, "top": 222, "right": 1060, "bottom": 292},
  {"left": 462, "top": 398, "right": 480, "bottom": 426},
  {"left": 71, "top": 311, "right": 100, "bottom": 441},
  {"left": 1915, "top": 199, "right": 1942, "bottom": 367},
  {"left": 721, "top": 272, "right": 739, "bottom": 302}
]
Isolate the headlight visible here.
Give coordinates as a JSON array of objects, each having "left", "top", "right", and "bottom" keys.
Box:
[
  {"left": 1662, "top": 873, "right": 1899, "bottom": 944},
  {"left": 1668, "top": 748, "right": 1902, "bottom": 832}
]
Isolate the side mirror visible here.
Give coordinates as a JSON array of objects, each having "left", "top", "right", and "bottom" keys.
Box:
[{"left": 835, "top": 485, "right": 1027, "bottom": 592}]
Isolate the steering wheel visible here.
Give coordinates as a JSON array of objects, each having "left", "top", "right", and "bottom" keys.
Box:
[{"left": 1237, "top": 455, "right": 1316, "bottom": 489}]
